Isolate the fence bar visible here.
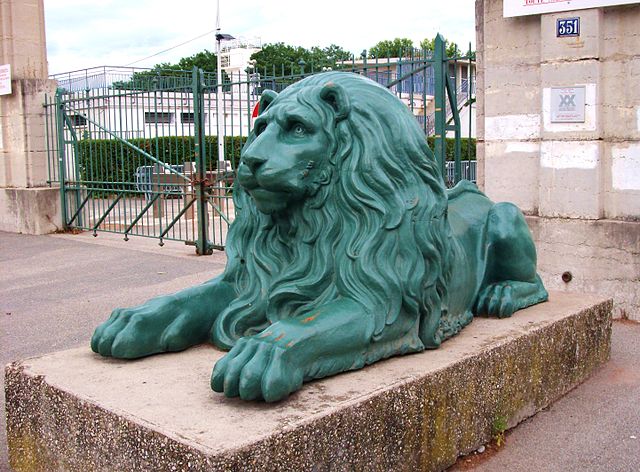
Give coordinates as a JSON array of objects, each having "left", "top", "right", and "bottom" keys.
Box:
[
  {"left": 55, "top": 89, "right": 69, "bottom": 230},
  {"left": 91, "top": 193, "right": 124, "bottom": 231},
  {"left": 433, "top": 34, "right": 447, "bottom": 180},
  {"left": 445, "top": 68, "right": 462, "bottom": 183},
  {"left": 67, "top": 190, "right": 94, "bottom": 226},
  {"left": 193, "top": 67, "right": 212, "bottom": 255},
  {"left": 122, "top": 193, "right": 161, "bottom": 236},
  {"left": 62, "top": 102, "right": 189, "bottom": 181},
  {"left": 159, "top": 198, "right": 197, "bottom": 239},
  {"left": 468, "top": 42, "right": 473, "bottom": 170}
]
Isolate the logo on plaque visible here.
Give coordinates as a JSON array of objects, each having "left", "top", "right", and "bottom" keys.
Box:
[{"left": 550, "top": 86, "right": 586, "bottom": 123}]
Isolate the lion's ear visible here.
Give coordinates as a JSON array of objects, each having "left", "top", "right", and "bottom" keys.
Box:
[
  {"left": 257, "top": 90, "right": 278, "bottom": 115},
  {"left": 320, "top": 83, "right": 350, "bottom": 121}
]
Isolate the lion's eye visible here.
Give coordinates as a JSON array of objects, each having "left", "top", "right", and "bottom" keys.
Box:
[
  {"left": 255, "top": 122, "right": 267, "bottom": 136},
  {"left": 292, "top": 123, "right": 306, "bottom": 136}
]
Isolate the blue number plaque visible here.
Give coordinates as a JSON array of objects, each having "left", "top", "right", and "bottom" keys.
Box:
[{"left": 557, "top": 17, "right": 580, "bottom": 37}]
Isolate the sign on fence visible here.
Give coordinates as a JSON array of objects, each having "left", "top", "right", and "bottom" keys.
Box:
[
  {"left": 0, "top": 64, "right": 11, "bottom": 96},
  {"left": 504, "top": 0, "right": 640, "bottom": 18}
]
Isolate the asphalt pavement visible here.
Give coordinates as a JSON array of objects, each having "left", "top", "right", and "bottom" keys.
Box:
[
  {"left": 1, "top": 230, "right": 638, "bottom": 471},
  {"left": 1, "top": 231, "right": 225, "bottom": 471}
]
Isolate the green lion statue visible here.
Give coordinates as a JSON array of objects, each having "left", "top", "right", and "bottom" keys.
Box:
[{"left": 92, "top": 72, "right": 548, "bottom": 402}]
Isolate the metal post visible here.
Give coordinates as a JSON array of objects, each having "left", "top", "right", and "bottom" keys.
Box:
[
  {"left": 468, "top": 42, "right": 473, "bottom": 174},
  {"left": 216, "top": 37, "right": 225, "bottom": 171},
  {"left": 55, "top": 88, "right": 68, "bottom": 230},
  {"left": 433, "top": 34, "right": 447, "bottom": 180},
  {"left": 451, "top": 50, "right": 462, "bottom": 183},
  {"left": 193, "top": 67, "right": 212, "bottom": 255}
]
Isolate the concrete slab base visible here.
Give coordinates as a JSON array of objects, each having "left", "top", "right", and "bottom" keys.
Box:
[
  {"left": 0, "top": 187, "right": 61, "bottom": 234},
  {"left": 5, "top": 292, "right": 612, "bottom": 472}
]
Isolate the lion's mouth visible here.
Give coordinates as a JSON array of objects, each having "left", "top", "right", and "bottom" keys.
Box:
[
  {"left": 249, "top": 188, "right": 287, "bottom": 200},
  {"left": 246, "top": 188, "right": 292, "bottom": 214}
]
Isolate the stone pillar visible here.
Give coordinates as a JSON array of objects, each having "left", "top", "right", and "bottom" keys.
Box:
[
  {"left": 476, "top": 0, "right": 640, "bottom": 320},
  {"left": 0, "top": 0, "right": 61, "bottom": 234},
  {"left": 538, "top": 9, "right": 603, "bottom": 218}
]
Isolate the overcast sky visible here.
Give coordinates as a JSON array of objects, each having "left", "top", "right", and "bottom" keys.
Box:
[{"left": 44, "top": 0, "right": 476, "bottom": 75}]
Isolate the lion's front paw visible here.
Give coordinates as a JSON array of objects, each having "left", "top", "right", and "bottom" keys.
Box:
[
  {"left": 211, "top": 336, "right": 304, "bottom": 402},
  {"left": 474, "top": 282, "right": 515, "bottom": 318},
  {"left": 91, "top": 297, "right": 208, "bottom": 359}
]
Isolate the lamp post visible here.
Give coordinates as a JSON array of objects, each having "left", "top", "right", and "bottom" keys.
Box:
[{"left": 215, "top": 32, "right": 234, "bottom": 171}]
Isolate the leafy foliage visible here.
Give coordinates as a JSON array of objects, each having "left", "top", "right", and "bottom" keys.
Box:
[
  {"left": 492, "top": 415, "right": 508, "bottom": 447},
  {"left": 427, "top": 136, "right": 476, "bottom": 161},
  {"left": 368, "top": 38, "right": 415, "bottom": 58},
  {"left": 76, "top": 136, "right": 247, "bottom": 192},
  {"left": 173, "top": 50, "right": 219, "bottom": 71},
  {"left": 112, "top": 50, "right": 229, "bottom": 90},
  {"left": 367, "top": 36, "right": 473, "bottom": 59},
  {"left": 251, "top": 43, "right": 352, "bottom": 76},
  {"left": 76, "top": 134, "right": 474, "bottom": 194},
  {"left": 419, "top": 37, "right": 470, "bottom": 58},
  {"left": 113, "top": 36, "right": 474, "bottom": 90}
]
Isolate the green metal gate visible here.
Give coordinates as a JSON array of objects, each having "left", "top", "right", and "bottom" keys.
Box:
[
  {"left": 44, "top": 67, "right": 241, "bottom": 254},
  {"left": 45, "top": 34, "right": 474, "bottom": 254}
]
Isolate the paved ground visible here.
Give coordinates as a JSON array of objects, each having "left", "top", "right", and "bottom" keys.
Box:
[
  {"left": 1, "top": 230, "right": 638, "bottom": 471},
  {"left": 1, "top": 231, "right": 225, "bottom": 471}
]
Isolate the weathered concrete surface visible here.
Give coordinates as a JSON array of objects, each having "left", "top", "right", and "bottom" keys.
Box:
[
  {"left": 0, "top": 77, "right": 57, "bottom": 190},
  {"left": 0, "top": 187, "right": 61, "bottom": 234},
  {"left": 0, "top": 0, "right": 61, "bottom": 234},
  {"left": 476, "top": 0, "right": 640, "bottom": 325},
  {"left": 527, "top": 215, "right": 640, "bottom": 321},
  {"left": 476, "top": 0, "right": 640, "bottom": 220},
  {"left": 0, "top": 0, "right": 49, "bottom": 81},
  {"left": 6, "top": 293, "right": 611, "bottom": 472},
  {"left": 451, "top": 320, "right": 640, "bottom": 472}
]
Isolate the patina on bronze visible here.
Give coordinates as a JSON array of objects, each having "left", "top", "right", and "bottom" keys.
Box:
[{"left": 92, "top": 72, "right": 548, "bottom": 402}]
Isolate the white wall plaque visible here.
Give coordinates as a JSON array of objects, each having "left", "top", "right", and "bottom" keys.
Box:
[
  {"left": 504, "top": 0, "right": 639, "bottom": 18},
  {"left": 0, "top": 64, "right": 11, "bottom": 96},
  {"left": 550, "top": 86, "right": 586, "bottom": 123}
]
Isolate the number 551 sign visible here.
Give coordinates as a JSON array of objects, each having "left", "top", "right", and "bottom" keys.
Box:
[{"left": 557, "top": 17, "right": 580, "bottom": 37}]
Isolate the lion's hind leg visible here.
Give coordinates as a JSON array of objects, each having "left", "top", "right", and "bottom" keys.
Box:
[{"left": 475, "top": 202, "right": 548, "bottom": 318}]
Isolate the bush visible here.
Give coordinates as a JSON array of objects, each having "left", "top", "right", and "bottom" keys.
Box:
[
  {"left": 76, "top": 136, "right": 248, "bottom": 190},
  {"left": 75, "top": 135, "right": 475, "bottom": 193},
  {"left": 427, "top": 136, "right": 476, "bottom": 161}
]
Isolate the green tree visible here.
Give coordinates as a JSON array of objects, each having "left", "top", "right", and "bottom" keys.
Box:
[
  {"left": 446, "top": 42, "right": 461, "bottom": 57},
  {"left": 419, "top": 37, "right": 470, "bottom": 58},
  {"left": 368, "top": 38, "right": 415, "bottom": 58},
  {"left": 419, "top": 37, "right": 436, "bottom": 52},
  {"left": 175, "top": 49, "right": 219, "bottom": 71},
  {"left": 251, "top": 42, "right": 308, "bottom": 75},
  {"left": 250, "top": 43, "right": 352, "bottom": 75},
  {"left": 309, "top": 45, "right": 352, "bottom": 68},
  {"left": 112, "top": 50, "right": 227, "bottom": 90}
]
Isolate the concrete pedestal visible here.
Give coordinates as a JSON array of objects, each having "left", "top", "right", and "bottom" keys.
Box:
[
  {"left": 0, "top": 187, "right": 61, "bottom": 234},
  {"left": 5, "top": 292, "right": 611, "bottom": 472}
]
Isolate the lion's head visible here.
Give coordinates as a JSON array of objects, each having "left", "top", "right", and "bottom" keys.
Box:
[{"left": 212, "top": 72, "right": 453, "bottom": 351}]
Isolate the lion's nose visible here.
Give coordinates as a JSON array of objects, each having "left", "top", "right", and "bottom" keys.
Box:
[{"left": 242, "top": 153, "right": 267, "bottom": 174}]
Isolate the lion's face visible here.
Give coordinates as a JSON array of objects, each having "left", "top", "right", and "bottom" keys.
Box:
[{"left": 237, "top": 95, "right": 332, "bottom": 214}]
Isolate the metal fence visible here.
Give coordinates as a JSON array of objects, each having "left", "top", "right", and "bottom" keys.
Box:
[{"left": 45, "top": 34, "right": 475, "bottom": 253}]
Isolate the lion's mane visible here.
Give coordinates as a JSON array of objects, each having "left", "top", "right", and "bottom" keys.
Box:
[{"left": 211, "top": 72, "right": 453, "bottom": 351}]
